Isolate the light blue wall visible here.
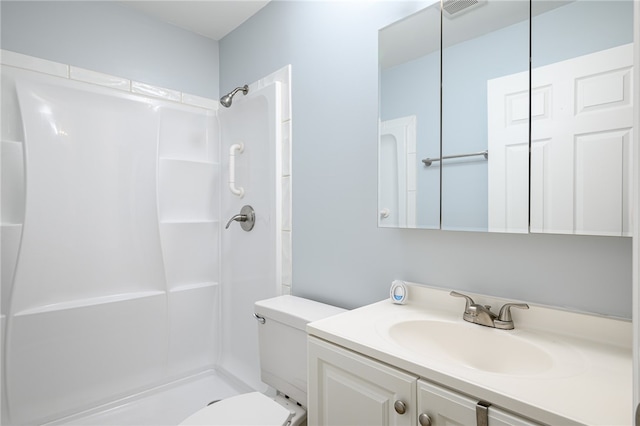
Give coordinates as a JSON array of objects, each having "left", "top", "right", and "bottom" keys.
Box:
[
  {"left": 0, "top": 1, "right": 219, "bottom": 98},
  {"left": 533, "top": 0, "right": 634, "bottom": 68},
  {"left": 441, "top": 13, "right": 530, "bottom": 231},
  {"left": 220, "top": 1, "right": 632, "bottom": 318}
]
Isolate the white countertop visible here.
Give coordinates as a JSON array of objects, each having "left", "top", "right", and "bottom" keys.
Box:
[{"left": 307, "top": 283, "right": 632, "bottom": 426}]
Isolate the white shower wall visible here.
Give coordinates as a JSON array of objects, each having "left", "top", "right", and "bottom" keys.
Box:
[
  {"left": 218, "top": 73, "right": 292, "bottom": 391},
  {"left": 0, "top": 50, "right": 291, "bottom": 425}
]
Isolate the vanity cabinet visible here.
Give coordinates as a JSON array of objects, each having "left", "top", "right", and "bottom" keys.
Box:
[
  {"left": 308, "top": 337, "right": 417, "bottom": 425},
  {"left": 308, "top": 337, "right": 540, "bottom": 426}
]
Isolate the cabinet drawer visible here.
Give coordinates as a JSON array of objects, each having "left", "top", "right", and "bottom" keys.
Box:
[{"left": 418, "top": 380, "right": 541, "bottom": 426}]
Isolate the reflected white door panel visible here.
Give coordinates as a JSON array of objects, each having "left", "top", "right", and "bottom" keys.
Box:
[
  {"left": 530, "top": 43, "right": 633, "bottom": 235},
  {"left": 488, "top": 71, "right": 529, "bottom": 233},
  {"left": 489, "top": 43, "right": 633, "bottom": 236}
]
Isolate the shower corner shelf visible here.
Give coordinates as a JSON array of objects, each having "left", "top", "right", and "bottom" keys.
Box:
[
  {"left": 159, "top": 157, "right": 218, "bottom": 166},
  {"left": 159, "top": 219, "right": 219, "bottom": 226},
  {"left": 169, "top": 281, "right": 219, "bottom": 293},
  {"left": 1, "top": 222, "right": 24, "bottom": 228},
  {"left": 1, "top": 138, "right": 25, "bottom": 145}
]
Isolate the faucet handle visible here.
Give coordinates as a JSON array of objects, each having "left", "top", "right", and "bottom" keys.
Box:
[
  {"left": 497, "top": 303, "right": 529, "bottom": 321},
  {"left": 495, "top": 303, "right": 529, "bottom": 329},
  {"left": 450, "top": 291, "right": 475, "bottom": 314}
]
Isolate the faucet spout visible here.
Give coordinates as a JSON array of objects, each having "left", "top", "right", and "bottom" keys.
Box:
[
  {"left": 451, "top": 291, "right": 496, "bottom": 327},
  {"left": 466, "top": 303, "right": 497, "bottom": 327}
]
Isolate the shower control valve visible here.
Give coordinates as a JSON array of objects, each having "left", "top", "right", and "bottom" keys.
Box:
[{"left": 225, "top": 205, "right": 255, "bottom": 231}]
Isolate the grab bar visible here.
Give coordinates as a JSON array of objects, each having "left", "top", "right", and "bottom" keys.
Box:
[
  {"left": 229, "top": 143, "right": 245, "bottom": 197},
  {"left": 422, "top": 150, "right": 488, "bottom": 166}
]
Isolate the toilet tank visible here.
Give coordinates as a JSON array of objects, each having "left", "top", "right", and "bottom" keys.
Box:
[{"left": 254, "top": 295, "right": 345, "bottom": 406}]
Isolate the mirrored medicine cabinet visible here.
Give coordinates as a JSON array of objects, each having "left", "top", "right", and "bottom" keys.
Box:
[{"left": 378, "top": 0, "right": 635, "bottom": 236}]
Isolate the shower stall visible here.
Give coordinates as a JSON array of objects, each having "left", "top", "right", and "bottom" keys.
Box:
[
  {"left": 0, "top": 50, "right": 292, "bottom": 425},
  {"left": 378, "top": 116, "right": 417, "bottom": 228}
]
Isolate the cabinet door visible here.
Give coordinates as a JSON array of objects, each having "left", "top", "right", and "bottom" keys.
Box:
[
  {"left": 308, "top": 337, "right": 417, "bottom": 426},
  {"left": 417, "top": 380, "right": 540, "bottom": 426}
]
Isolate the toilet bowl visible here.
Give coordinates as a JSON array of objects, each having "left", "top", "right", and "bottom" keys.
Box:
[
  {"left": 179, "top": 295, "right": 345, "bottom": 426},
  {"left": 179, "top": 392, "right": 305, "bottom": 426}
]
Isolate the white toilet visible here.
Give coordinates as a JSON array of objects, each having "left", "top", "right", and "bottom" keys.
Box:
[{"left": 179, "top": 295, "right": 345, "bottom": 426}]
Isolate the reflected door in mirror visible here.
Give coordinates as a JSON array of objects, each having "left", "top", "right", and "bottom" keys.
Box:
[{"left": 531, "top": 0, "right": 634, "bottom": 236}]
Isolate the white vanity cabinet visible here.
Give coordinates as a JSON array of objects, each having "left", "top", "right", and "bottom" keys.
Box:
[
  {"left": 309, "top": 336, "right": 540, "bottom": 426},
  {"left": 307, "top": 286, "right": 632, "bottom": 425},
  {"left": 308, "top": 337, "right": 417, "bottom": 426}
]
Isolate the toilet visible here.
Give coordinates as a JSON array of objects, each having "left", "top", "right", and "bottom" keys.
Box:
[{"left": 179, "top": 295, "right": 345, "bottom": 426}]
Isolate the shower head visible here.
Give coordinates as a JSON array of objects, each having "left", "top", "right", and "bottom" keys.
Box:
[{"left": 220, "top": 84, "right": 249, "bottom": 108}]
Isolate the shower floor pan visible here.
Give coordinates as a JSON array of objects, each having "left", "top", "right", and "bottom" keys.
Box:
[{"left": 43, "top": 370, "right": 244, "bottom": 426}]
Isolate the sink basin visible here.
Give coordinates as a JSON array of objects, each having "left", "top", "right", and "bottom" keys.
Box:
[{"left": 388, "top": 320, "right": 554, "bottom": 375}]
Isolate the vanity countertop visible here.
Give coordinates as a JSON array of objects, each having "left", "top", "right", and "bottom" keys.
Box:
[{"left": 307, "top": 283, "right": 632, "bottom": 426}]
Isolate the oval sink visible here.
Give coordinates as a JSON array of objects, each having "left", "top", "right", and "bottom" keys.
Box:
[{"left": 388, "top": 320, "right": 554, "bottom": 375}]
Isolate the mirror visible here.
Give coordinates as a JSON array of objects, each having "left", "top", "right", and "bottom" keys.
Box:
[
  {"left": 378, "top": 2, "right": 440, "bottom": 229},
  {"left": 378, "top": 0, "right": 634, "bottom": 236},
  {"left": 441, "top": 0, "right": 530, "bottom": 232},
  {"left": 530, "top": 0, "right": 634, "bottom": 236}
]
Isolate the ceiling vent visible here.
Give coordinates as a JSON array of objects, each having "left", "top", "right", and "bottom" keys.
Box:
[{"left": 443, "top": 0, "right": 487, "bottom": 18}]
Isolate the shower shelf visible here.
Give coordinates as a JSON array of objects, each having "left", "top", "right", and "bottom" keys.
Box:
[
  {"left": 13, "top": 290, "right": 166, "bottom": 317},
  {"left": 169, "top": 281, "right": 219, "bottom": 293},
  {"left": 158, "top": 159, "right": 218, "bottom": 223},
  {"left": 160, "top": 219, "right": 218, "bottom": 225},
  {"left": 1, "top": 223, "right": 23, "bottom": 228},
  {"left": 1, "top": 138, "right": 24, "bottom": 146},
  {"left": 159, "top": 157, "right": 218, "bottom": 166}
]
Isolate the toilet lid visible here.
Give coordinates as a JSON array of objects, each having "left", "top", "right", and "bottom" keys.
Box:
[{"left": 179, "top": 392, "right": 294, "bottom": 426}]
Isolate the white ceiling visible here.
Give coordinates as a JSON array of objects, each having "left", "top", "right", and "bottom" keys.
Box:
[{"left": 120, "top": 1, "right": 271, "bottom": 41}]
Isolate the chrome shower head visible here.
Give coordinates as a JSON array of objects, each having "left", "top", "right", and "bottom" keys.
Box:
[{"left": 220, "top": 84, "right": 249, "bottom": 108}]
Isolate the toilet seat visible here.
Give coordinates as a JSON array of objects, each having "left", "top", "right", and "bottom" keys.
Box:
[{"left": 179, "top": 392, "right": 294, "bottom": 426}]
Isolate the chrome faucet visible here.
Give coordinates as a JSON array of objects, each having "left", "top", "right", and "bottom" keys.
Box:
[{"left": 450, "top": 291, "right": 528, "bottom": 330}]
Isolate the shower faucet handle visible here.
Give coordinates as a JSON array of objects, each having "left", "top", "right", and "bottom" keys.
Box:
[
  {"left": 225, "top": 205, "right": 255, "bottom": 231},
  {"left": 225, "top": 214, "right": 247, "bottom": 228}
]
